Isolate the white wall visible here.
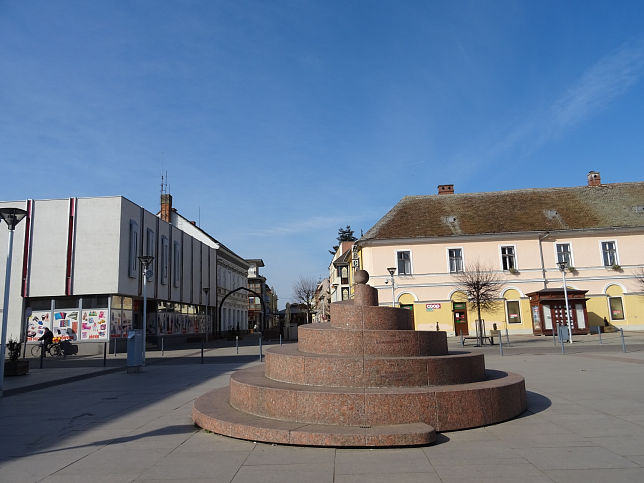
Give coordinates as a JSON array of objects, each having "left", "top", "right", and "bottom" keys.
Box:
[{"left": 73, "top": 197, "right": 122, "bottom": 295}]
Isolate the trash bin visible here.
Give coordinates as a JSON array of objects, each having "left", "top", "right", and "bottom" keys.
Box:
[{"left": 127, "top": 329, "right": 143, "bottom": 370}]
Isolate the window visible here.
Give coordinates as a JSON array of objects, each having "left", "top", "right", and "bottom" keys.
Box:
[
  {"left": 341, "top": 287, "right": 350, "bottom": 300},
  {"left": 609, "top": 297, "right": 625, "bottom": 320},
  {"left": 128, "top": 220, "right": 138, "bottom": 278},
  {"left": 340, "top": 266, "right": 349, "bottom": 284},
  {"left": 397, "top": 251, "right": 412, "bottom": 275},
  {"left": 160, "top": 236, "right": 168, "bottom": 285},
  {"left": 448, "top": 248, "right": 463, "bottom": 273},
  {"left": 501, "top": 246, "right": 516, "bottom": 271},
  {"left": 146, "top": 229, "right": 155, "bottom": 276},
  {"left": 173, "top": 241, "right": 181, "bottom": 287},
  {"left": 556, "top": 243, "right": 572, "bottom": 265},
  {"left": 506, "top": 300, "right": 521, "bottom": 324},
  {"left": 601, "top": 241, "right": 618, "bottom": 266}
]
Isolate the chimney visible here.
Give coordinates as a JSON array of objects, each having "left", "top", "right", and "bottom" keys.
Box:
[
  {"left": 587, "top": 171, "right": 601, "bottom": 187},
  {"left": 161, "top": 193, "right": 173, "bottom": 222},
  {"left": 438, "top": 184, "right": 454, "bottom": 195}
]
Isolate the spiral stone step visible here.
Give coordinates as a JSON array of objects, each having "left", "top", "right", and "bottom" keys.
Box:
[
  {"left": 228, "top": 364, "right": 526, "bottom": 431},
  {"left": 265, "top": 344, "right": 485, "bottom": 387},
  {"left": 297, "top": 323, "right": 448, "bottom": 357},
  {"left": 193, "top": 387, "right": 437, "bottom": 447}
]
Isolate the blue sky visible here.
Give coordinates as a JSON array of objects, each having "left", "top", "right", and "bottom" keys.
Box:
[{"left": 2, "top": 1, "right": 644, "bottom": 307}]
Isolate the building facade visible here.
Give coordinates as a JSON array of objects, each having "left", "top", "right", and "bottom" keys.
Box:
[
  {"left": 159, "top": 194, "right": 249, "bottom": 334},
  {"left": 357, "top": 172, "right": 644, "bottom": 335},
  {"left": 0, "top": 194, "right": 248, "bottom": 353}
]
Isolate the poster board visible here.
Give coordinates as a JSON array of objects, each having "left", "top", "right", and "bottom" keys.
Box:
[
  {"left": 81, "top": 309, "right": 108, "bottom": 340},
  {"left": 53, "top": 310, "right": 79, "bottom": 341},
  {"left": 26, "top": 311, "right": 52, "bottom": 341}
]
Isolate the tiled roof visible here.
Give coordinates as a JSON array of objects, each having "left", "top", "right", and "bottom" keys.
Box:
[{"left": 362, "top": 183, "right": 644, "bottom": 241}]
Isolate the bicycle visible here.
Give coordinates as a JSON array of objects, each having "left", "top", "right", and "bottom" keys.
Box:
[{"left": 30, "top": 341, "right": 65, "bottom": 358}]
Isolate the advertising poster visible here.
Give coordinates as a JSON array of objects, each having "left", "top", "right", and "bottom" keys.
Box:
[
  {"left": 81, "top": 309, "right": 108, "bottom": 340},
  {"left": 26, "top": 311, "right": 52, "bottom": 341},
  {"left": 110, "top": 310, "right": 122, "bottom": 338},
  {"left": 121, "top": 310, "right": 133, "bottom": 337},
  {"left": 53, "top": 310, "right": 79, "bottom": 341},
  {"left": 146, "top": 312, "right": 157, "bottom": 336}
]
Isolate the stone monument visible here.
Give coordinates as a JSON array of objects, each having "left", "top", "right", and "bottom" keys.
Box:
[{"left": 193, "top": 270, "right": 526, "bottom": 446}]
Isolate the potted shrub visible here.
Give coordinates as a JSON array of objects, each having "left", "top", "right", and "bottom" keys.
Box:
[
  {"left": 4, "top": 338, "right": 29, "bottom": 376},
  {"left": 508, "top": 268, "right": 519, "bottom": 275},
  {"left": 611, "top": 264, "right": 622, "bottom": 271}
]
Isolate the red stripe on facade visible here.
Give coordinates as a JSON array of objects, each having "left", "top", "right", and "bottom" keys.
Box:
[
  {"left": 65, "top": 198, "right": 76, "bottom": 295},
  {"left": 21, "top": 199, "right": 33, "bottom": 297}
]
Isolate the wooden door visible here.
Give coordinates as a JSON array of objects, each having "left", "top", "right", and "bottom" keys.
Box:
[{"left": 453, "top": 305, "right": 468, "bottom": 336}]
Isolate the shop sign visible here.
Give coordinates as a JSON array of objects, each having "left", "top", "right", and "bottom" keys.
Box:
[{"left": 426, "top": 303, "right": 441, "bottom": 312}]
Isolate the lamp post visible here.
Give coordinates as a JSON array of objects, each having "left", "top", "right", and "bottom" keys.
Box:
[
  {"left": 138, "top": 255, "right": 154, "bottom": 365},
  {"left": 387, "top": 267, "right": 396, "bottom": 307},
  {"left": 203, "top": 287, "right": 209, "bottom": 339},
  {"left": 557, "top": 260, "right": 573, "bottom": 344},
  {"left": 0, "top": 207, "right": 27, "bottom": 396}
]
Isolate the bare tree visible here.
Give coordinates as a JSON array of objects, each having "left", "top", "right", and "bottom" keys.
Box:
[
  {"left": 454, "top": 262, "right": 503, "bottom": 346},
  {"left": 293, "top": 276, "right": 318, "bottom": 323}
]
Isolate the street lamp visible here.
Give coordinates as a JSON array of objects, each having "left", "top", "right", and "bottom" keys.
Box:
[
  {"left": 0, "top": 207, "right": 27, "bottom": 396},
  {"left": 203, "top": 287, "right": 210, "bottom": 339},
  {"left": 387, "top": 267, "right": 396, "bottom": 308},
  {"left": 138, "top": 255, "right": 154, "bottom": 364},
  {"left": 557, "top": 260, "right": 573, "bottom": 344}
]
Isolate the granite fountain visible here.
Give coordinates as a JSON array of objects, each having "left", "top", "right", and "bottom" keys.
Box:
[{"left": 193, "top": 270, "right": 526, "bottom": 446}]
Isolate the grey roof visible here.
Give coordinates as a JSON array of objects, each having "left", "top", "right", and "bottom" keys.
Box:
[{"left": 362, "top": 182, "right": 644, "bottom": 241}]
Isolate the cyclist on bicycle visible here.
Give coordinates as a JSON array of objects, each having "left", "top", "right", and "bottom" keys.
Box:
[{"left": 38, "top": 327, "right": 54, "bottom": 357}]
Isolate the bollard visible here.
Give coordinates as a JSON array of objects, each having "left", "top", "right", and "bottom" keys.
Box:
[
  {"left": 114, "top": 338, "right": 118, "bottom": 357},
  {"left": 40, "top": 344, "right": 44, "bottom": 369},
  {"left": 620, "top": 328, "right": 626, "bottom": 353},
  {"left": 597, "top": 326, "right": 603, "bottom": 344},
  {"left": 280, "top": 334, "right": 282, "bottom": 346},
  {"left": 499, "top": 330, "right": 504, "bottom": 356},
  {"left": 236, "top": 335, "right": 239, "bottom": 355},
  {"left": 552, "top": 326, "right": 557, "bottom": 346},
  {"left": 259, "top": 335, "right": 263, "bottom": 361},
  {"left": 560, "top": 332, "right": 565, "bottom": 354},
  {"left": 201, "top": 336, "right": 204, "bottom": 364},
  {"left": 460, "top": 331, "right": 464, "bottom": 346},
  {"left": 103, "top": 342, "right": 107, "bottom": 367},
  {"left": 161, "top": 337, "right": 164, "bottom": 357},
  {"left": 505, "top": 327, "right": 510, "bottom": 346}
]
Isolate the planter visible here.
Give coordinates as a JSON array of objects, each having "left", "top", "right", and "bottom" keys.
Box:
[{"left": 4, "top": 359, "right": 30, "bottom": 377}]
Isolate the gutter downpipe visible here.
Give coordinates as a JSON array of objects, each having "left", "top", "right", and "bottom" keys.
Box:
[{"left": 538, "top": 232, "right": 550, "bottom": 289}]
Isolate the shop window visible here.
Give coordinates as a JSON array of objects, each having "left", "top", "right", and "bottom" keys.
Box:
[
  {"left": 448, "top": 248, "right": 463, "bottom": 273},
  {"left": 128, "top": 220, "right": 138, "bottom": 278},
  {"left": 609, "top": 297, "right": 625, "bottom": 320},
  {"left": 55, "top": 297, "right": 80, "bottom": 309},
  {"left": 601, "top": 241, "right": 618, "bottom": 267},
  {"left": 28, "top": 298, "right": 52, "bottom": 311},
  {"left": 501, "top": 246, "right": 516, "bottom": 271},
  {"left": 397, "top": 251, "right": 412, "bottom": 275},
  {"left": 506, "top": 300, "right": 521, "bottom": 324},
  {"left": 556, "top": 243, "right": 572, "bottom": 265}
]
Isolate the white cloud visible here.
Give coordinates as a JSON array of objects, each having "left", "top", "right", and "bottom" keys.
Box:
[{"left": 478, "top": 37, "right": 644, "bottom": 167}]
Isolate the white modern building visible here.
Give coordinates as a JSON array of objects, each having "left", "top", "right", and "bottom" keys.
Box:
[{"left": 0, "top": 194, "right": 248, "bottom": 354}]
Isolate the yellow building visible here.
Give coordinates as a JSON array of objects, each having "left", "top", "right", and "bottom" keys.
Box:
[{"left": 357, "top": 172, "right": 644, "bottom": 335}]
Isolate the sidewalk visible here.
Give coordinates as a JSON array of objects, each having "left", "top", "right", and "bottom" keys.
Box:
[
  {"left": 2, "top": 335, "right": 276, "bottom": 396},
  {"left": 2, "top": 334, "right": 644, "bottom": 482}
]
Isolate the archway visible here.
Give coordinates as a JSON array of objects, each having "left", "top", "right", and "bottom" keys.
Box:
[{"left": 218, "top": 287, "right": 266, "bottom": 335}]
